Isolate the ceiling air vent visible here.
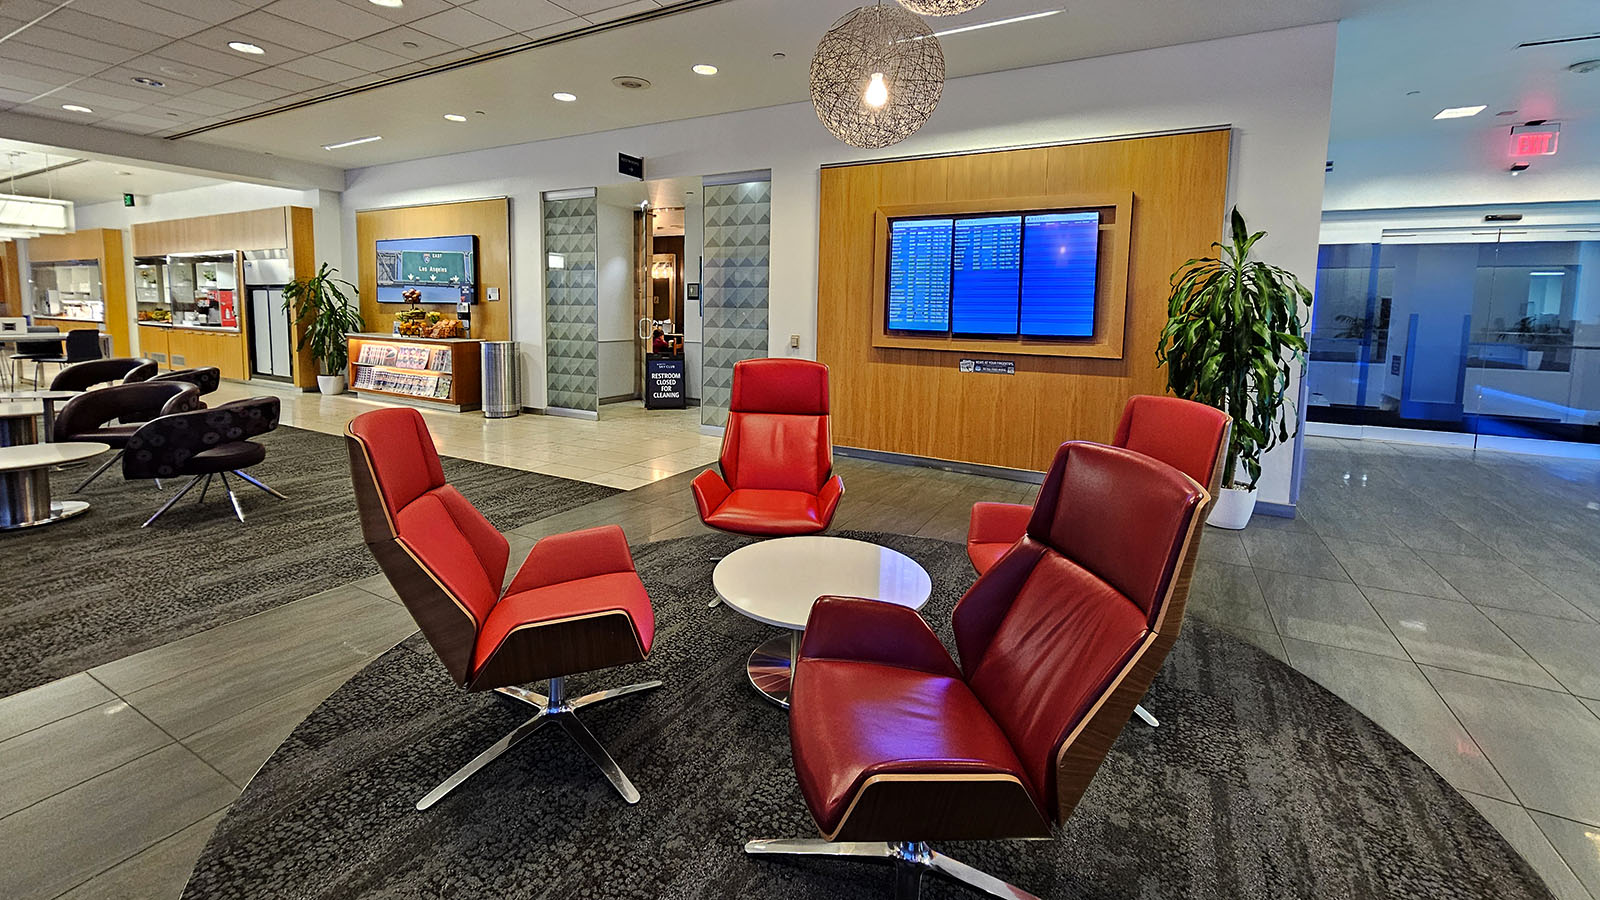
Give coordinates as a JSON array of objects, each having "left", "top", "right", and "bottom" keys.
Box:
[{"left": 612, "top": 75, "right": 652, "bottom": 91}]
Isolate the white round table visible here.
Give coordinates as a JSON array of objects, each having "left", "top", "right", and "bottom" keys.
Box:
[
  {"left": 0, "top": 391, "right": 79, "bottom": 443},
  {"left": 713, "top": 536, "right": 933, "bottom": 707},
  {"left": 0, "top": 441, "right": 108, "bottom": 530}
]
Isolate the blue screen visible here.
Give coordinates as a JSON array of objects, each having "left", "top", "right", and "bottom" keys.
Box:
[
  {"left": 887, "top": 218, "right": 952, "bottom": 332},
  {"left": 1020, "top": 212, "right": 1099, "bottom": 337},
  {"left": 951, "top": 215, "right": 1022, "bottom": 335}
]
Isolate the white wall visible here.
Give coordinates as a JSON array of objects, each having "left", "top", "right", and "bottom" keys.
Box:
[
  {"left": 596, "top": 200, "right": 636, "bottom": 401},
  {"left": 72, "top": 182, "right": 344, "bottom": 358},
  {"left": 335, "top": 23, "right": 1336, "bottom": 505}
]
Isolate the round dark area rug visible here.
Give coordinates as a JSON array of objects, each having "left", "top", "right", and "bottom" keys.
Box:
[{"left": 184, "top": 531, "right": 1553, "bottom": 900}]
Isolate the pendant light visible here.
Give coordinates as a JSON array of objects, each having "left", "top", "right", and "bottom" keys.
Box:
[
  {"left": 896, "top": 0, "right": 988, "bottom": 15},
  {"left": 810, "top": 3, "right": 945, "bottom": 149}
]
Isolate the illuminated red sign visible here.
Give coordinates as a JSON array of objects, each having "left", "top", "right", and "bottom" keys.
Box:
[{"left": 1511, "top": 126, "right": 1560, "bottom": 157}]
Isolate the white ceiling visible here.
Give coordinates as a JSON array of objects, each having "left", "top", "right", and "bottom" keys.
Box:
[
  {"left": 0, "top": 137, "right": 221, "bottom": 203},
  {"left": 0, "top": 0, "right": 706, "bottom": 139},
  {"left": 150, "top": 0, "right": 1377, "bottom": 167},
  {"left": 1331, "top": 0, "right": 1600, "bottom": 142}
]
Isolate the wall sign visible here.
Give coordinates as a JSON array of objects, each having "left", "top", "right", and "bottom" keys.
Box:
[
  {"left": 619, "top": 153, "right": 645, "bottom": 179},
  {"left": 645, "top": 356, "right": 686, "bottom": 409},
  {"left": 959, "top": 358, "right": 1015, "bottom": 375}
]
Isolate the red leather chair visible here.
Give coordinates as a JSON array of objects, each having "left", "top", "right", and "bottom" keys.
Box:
[
  {"left": 692, "top": 358, "right": 843, "bottom": 536},
  {"left": 347, "top": 407, "right": 661, "bottom": 810},
  {"left": 967, "top": 395, "right": 1230, "bottom": 575},
  {"left": 747, "top": 442, "right": 1208, "bottom": 899}
]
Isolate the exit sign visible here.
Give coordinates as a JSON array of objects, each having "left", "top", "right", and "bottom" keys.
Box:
[
  {"left": 122, "top": 192, "right": 135, "bottom": 207},
  {"left": 1510, "top": 123, "right": 1560, "bottom": 157}
]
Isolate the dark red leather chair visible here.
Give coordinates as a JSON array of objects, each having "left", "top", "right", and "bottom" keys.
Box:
[
  {"left": 691, "top": 358, "right": 843, "bottom": 536},
  {"left": 55, "top": 381, "right": 204, "bottom": 492},
  {"left": 747, "top": 442, "right": 1208, "bottom": 899},
  {"left": 347, "top": 407, "right": 660, "bottom": 810},
  {"left": 967, "top": 395, "right": 1230, "bottom": 575}
]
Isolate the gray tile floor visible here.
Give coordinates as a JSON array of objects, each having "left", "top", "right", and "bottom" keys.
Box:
[{"left": 2, "top": 436, "right": 1598, "bottom": 899}]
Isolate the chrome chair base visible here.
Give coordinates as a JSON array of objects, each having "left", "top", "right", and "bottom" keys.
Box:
[
  {"left": 415, "top": 675, "right": 663, "bottom": 812},
  {"left": 141, "top": 470, "right": 288, "bottom": 527},
  {"left": 1134, "top": 703, "right": 1159, "bottom": 728},
  {"left": 72, "top": 449, "right": 123, "bottom": 493},
  {"left": 744, "top": 839, "right": 1043, "bottom": 900}
]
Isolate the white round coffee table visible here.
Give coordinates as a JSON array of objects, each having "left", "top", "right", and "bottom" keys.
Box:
[
  {"left": 0, "top": 441, "right": 108, "bottom": 530},
  {"left": 713, "top": 535, "right": 933, "bottom": 707}
]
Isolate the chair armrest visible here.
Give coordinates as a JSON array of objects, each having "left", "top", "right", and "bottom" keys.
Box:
[
  {"left": 691, "top": 468, "right": 731, "bottom": 520},
  {"left": 799, "top": 597, "right": 960, "bottom": 677},
  {"left": 506, "top": 524, "right": 636, "bottom": 595},
  {"left": 968, "top": 501, "right": 1031, "bottom": 548},
  {"left": 817, "top": 474, "right": 844, "bottom": 526}
]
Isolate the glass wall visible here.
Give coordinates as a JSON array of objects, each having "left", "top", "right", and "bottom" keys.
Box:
[{"left": 1308, "top": 228, "right": 1600, "bottom": 446}]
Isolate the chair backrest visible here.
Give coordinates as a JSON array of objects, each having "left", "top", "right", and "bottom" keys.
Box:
[
  {"left": 1113, "top": 395, "right": 1231, "bottom": 496},
  {"left": 124, "top": 397, "right": 280, "bottom": 479},
  {"left": 346, "top": 407, "right": 510, "bottom": 685},
  {"left": 720, "top": 358, "right": 832, "bottom": 493},
  {"left": 951, "top": 441, "right": 1206, "bottom": 823},
  {"left": 17, "top": 325, "right": 60, "bottom": 358},
  {"left": 64, "top": 329, "right": 102, "bottom": 362},
  {"left": 52, "top": 381, "right": 201, "bottom": 441},
  {"left": 50, "top": 358, "right": 158, "bottom": 392},
  {"left": 151, "top": 367, "right": 222, "bottom": 396}
]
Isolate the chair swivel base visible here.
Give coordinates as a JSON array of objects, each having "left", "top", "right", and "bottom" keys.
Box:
[
  {"left": 142, "top": 470, "right": 287, "bottom": 527},
  {"left": 745, "top": 839, "right": 1042, "bottom": 900},
  {"left": 416, "top": 674, "right": 663, "bottom": 811}
]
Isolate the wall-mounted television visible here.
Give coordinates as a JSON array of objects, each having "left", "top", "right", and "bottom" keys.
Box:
[
  {"left": 376, "top": 234, "right": 477, "bottom": 304},
  {"left": 886, "top": 210, "right": 1100, "bottom": 338}
]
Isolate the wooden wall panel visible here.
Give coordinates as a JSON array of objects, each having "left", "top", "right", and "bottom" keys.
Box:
[
  {"left": 23, "top": 228, "right": 131, "bottom": 356},
  {"left": 354, "top": 198, "right": 510, "bottom": 342},
  {"left": 131, "top": 208, "right": 288, "bottom": 255},
  {"left": 817, "top": 130, "right": 1232, "bottom": 473},
  {"left": 0, "top": 241, "right": 20, "bottom": 317}
]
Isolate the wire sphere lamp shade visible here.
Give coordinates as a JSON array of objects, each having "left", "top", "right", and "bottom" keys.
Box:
[
  {"left": 897, "top": 0, "right": 988, "bottom": 15},
  {"left": 810, "top": 4, "right": 945, "bottom": 150}
]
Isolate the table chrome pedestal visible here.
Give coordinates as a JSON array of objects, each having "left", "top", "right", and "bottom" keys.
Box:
[
  {"left": 746, "top": 631, "right": 802, "bottom": 708},
  {"left": 0, "top": 442, "right": 108, "bottom": 530}
]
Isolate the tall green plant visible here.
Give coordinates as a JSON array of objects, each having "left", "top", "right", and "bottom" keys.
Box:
[
  {"left": 282, "top": 263, "right": 364, "bottom": 376},
  {"left": 1157, "top": 208, "right": 1310, "bottom": 490}
]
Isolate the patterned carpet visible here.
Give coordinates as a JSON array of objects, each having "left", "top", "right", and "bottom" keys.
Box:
[
  {"left": 0, "top": 426, "right": 619, "bottom": 697},
  {"left": 184, "top": 531, "right": 1553, "bottom": 900}
]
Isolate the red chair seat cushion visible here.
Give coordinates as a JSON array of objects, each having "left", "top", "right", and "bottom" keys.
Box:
[
  {"left": 790, "top": 658, "right": 1028, "bottom": 835},
  {"left": 703, "top": 488, "right": 829, "bottom": 536},
  {"left": 965, "top": 541, "right": 1011, "bottom": 576},
  {"left": 472, "top": 571, "right": 654, "bottom": 672}
]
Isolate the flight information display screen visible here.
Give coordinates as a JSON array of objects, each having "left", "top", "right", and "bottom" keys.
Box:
[
  {"left": 885, "top": 209, "right": 1099, "bottom": 338},
  {"left": 886, "top": 218, "right": 953, "bottom": 332}
]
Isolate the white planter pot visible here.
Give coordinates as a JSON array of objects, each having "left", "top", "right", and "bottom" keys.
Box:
[
  {"left": 1207, "top": 487, "right": 1258, "bottom": 530},
  {"left": 317, "top": 374, "right": 347, "bottom": 395},
  {"left": 1524, "top": 350, "right": 1544, "bottom": 371}
]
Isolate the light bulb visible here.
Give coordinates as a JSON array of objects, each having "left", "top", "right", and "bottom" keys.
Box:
[{"left": 863, "top": 72, "right": 889, "bottom": 109}]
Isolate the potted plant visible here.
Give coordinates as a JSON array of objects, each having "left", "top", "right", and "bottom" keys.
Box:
[
  {"left": 283, "top": 263, "right": 365, "bottom": 395},
  {"left": 1157, "top": 208, "right": 1311, "bottom": 529}
]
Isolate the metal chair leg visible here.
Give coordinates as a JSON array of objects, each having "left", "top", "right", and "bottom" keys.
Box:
[
  {"left": 196, "top": 473, "right": 213, "bottom": 504},
  {"left": 142, "top": 475, "right": 204, "bottom": 527},
  {"left": 570, "top": 680, "right": 663, "bottom": 711},
  {"left": 557, "top": 714, "right": 641, "bottom": 803},
  {"left": 744, "top": 840, "right": 1042, "bottom": 900},
  {"left": 73, "top": 449, "right": 124, "bottom": 493},
  {"left": 1134, "top": 704, "right": 1159, "bottom": 728},
  {"left": 231, "top": 469, "right": 287, "bottom": 500},
  {"left": 416, "top": 709, "right": 552, "bottom": 811},
  {"left": 219, "top": 471, "right": 246, "bottom": 523}
]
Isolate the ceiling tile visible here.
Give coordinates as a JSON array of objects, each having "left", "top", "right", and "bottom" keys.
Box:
[
  {"left": 150, "top": 93, "right": 233, "bottom": 115},
  {"left": 163, "top": 38, "right": 280, "bottom": 76},
  {"left": 34, "top": 8, "right": 171, "bottom": 51},
  {"left": 10, "top": 24, "right": 143, "bottom": 66},
  {"left": 74, "top": 77, "right": 187, "bottom": 103},
  {"left": 214, "top": 76, "right": 295, "bottom": 101},
  {"left": 462, "top": 0, "right": 570, "bottom": 32},
  {"left": 360, "top": 25, "right": 455, "bottom": 59},
  {"left": 228, "top": 10, "right": 344, "bottom": 53},
  {"left": 317, "top": 41, "right": 410, "bottom": 72},
  {"left": 130, "top": 55, "right": 236, "bottom": 87},
  {"left": 141, "top": 0, "right": 258, "bottom": 23},
  {"left": 285, "top": 55, "right": 364, "bottom": 83},
  {"left": 181, "top": 86, "right": 262, "bottom": 110},
  {"left": 264, "top": 0, "right": 395, "bottom": 39},
  {"left": 411, "top": 8, "right": 514, "bottom": 46},
  {"left": 100, "top": 112, "right": 186, "bottom": 134},
  {"left": 332, "top": 0, "right": 453, "bottom": 26},
  {"left": 92, "top": 66, "right": 206, "bottom": 97},
  {"left": 244, "top": 66, "right": 325, "bottom": 92},
  {"left": 417, "top": 48, "right": 476, "bottom": 68},
  {"left": 553, "top": 0, "right": 645, "bottom": 15},
  {"left": 0, "top": 37, "right": 116, "bottom": 76},
  {"left": 67, "top": 1, "right": 210, "bottom": 39},
  {"left": 521, "top": 18, "right": 585, "bottom": 42},
  {"left": 584, "top": 1, "right": 662, "bottom": 25},
  {"left": 470, "top": 34, "right": 532, "bottom": 54},
  {"left": 32, "top": 89, "right": 147, "bottom": 113},
  {"left": 0, "top": 59, "right": 91, "bottom": 92}
]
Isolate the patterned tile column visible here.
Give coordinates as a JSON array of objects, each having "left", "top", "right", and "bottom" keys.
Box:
[
  {"left": 543, "top": 195, "right": 599, "bottom": 414},
  {"left": 700, "top": 179, "right": 771, "bottom": 428}
]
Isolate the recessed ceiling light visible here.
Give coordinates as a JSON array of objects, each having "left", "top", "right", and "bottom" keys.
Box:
[
  {"left": 443, "top": 113, "right": 467, "bottom": 122},
  {"left": 132, "top": 76, "right": 165, "bottom": 88},
  {"left": 1495, "top": 109, "right": 1520, "bottom": 117},
  {"left": 553, "top": 91, "right": 577, "bottom": 102},
  {"left": 1434, "top": 105, "right": 1487, "bottom": 120},
  {"left": 61, "top": 104, "right": 93, "bottom": 113},
  {"left": 228, "top": 41, "right": 265, "bottom": 55},
  {"left": 369, "top": 0, "right": 404, "bottom": 6},
  {"left": 692, "top": 63, "right": 718, "bottom": 76},
  {"left": 322, "top": 135, "right": 382, "bottom": 150}
]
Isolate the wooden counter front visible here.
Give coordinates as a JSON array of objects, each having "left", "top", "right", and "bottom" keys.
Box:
[{"left": 138, "top": 324, "right": 249, "bottom": 380}]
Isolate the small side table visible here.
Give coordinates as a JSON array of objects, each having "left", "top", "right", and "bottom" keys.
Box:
[
  {"left": 0, "top": 391, "right": 80, "bottom": 443},
  {"left": 0, "top": 441, "right": 109, "bottom": 530}
]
